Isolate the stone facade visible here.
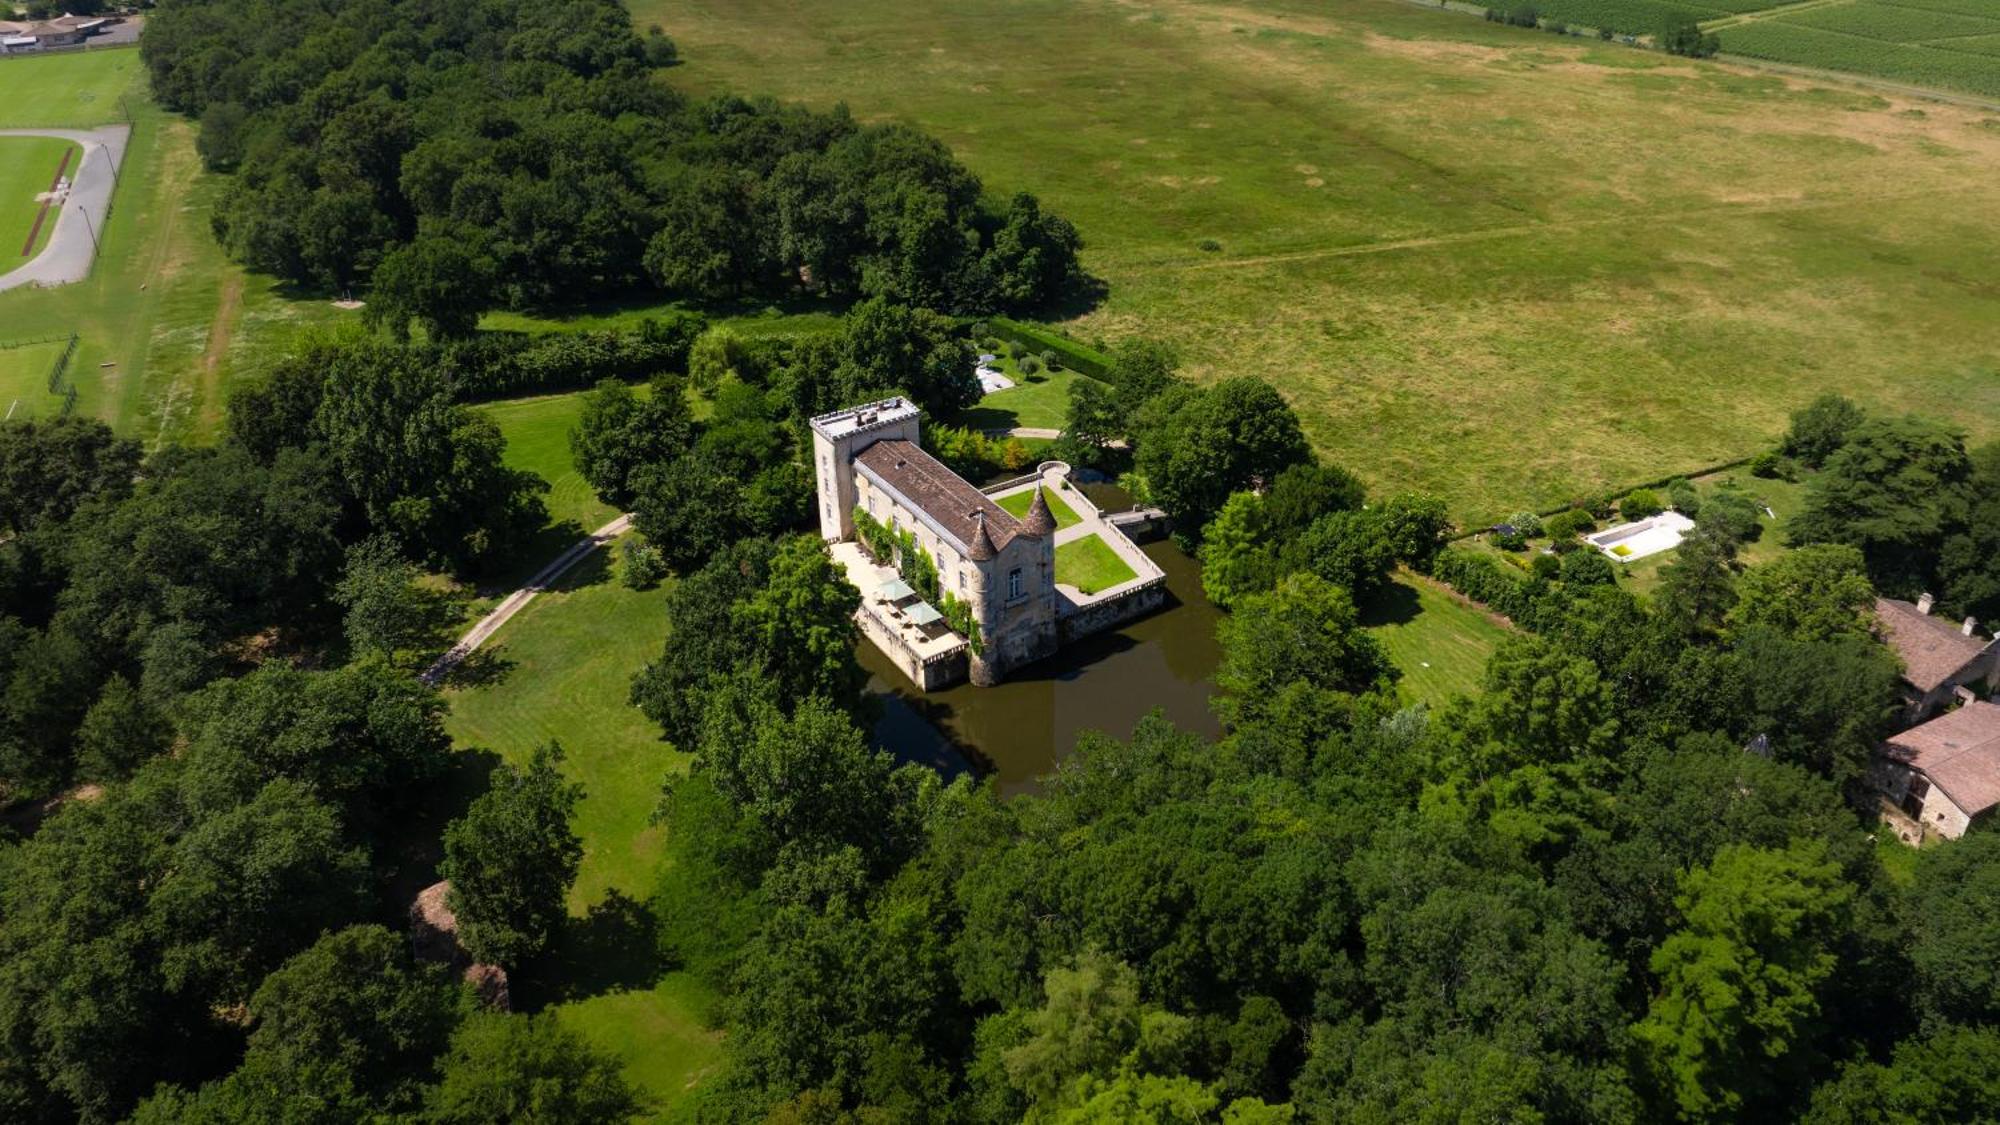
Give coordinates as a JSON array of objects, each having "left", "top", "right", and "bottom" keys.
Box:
[{"left": 812, "top": 398, "right": 1058, "bottom": 687}]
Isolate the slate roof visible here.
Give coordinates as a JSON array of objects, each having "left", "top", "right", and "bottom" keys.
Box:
[
  {"left": 1883, "top": 700, "right": 2000, "bottom": 817},
  {"left": 1022, "top": 488, "right": 1057, "bottom": 538},
  {"left": 854, "top": 439, "right": 1031, "bottom": 555},
  {"left": 1874, "top": 598, "right": 1990, "bottom": 693}
]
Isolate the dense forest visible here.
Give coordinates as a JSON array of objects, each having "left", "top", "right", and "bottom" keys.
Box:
[{"left": 140, "top": 0, "right": 1087, "bottom": 327}]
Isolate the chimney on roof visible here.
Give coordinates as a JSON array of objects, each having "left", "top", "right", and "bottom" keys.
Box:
[
  {"left": 1917, "top": 592, "right": 1935, "bottom": 615},
  {"left": 1965, "top": 617, "right": 1979, "bottom": 637}
]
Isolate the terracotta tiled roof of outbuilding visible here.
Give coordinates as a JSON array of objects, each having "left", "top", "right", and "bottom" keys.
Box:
[
  {"left": 854, "top": 439, "right": 1025, "bottom": 554},
  {"left": 1882, "top": 700, "right": 2000, "bottom": 817},
  {"left": 1874, "top": 597, "right": 1989, "bottom": 693}
]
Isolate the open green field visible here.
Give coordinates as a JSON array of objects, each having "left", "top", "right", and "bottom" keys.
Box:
[
  {"left": 1362, "top": 572, "right": 1513, "bottom": 705},
  {"left": 996, "top": 483, "right": 1082, "bottom": 529},
  {"left": 647, "top": 0, "right": 2000, "bottom": 524},
  {"left": 962, "top": 366, "right": 1100, "bottom": 432},
  {"left": 0, "top": 49, "right": 352, "bottom": 449},
  {"left": 1055, "top": 532, "right": 1140, "bottom": 593},
  {"left": 475, "top": 392, "right": 627, "bottom": 535},
  {"left": 0, "top": 137, "right": 77, "bottom": 262},
  {"left": 0, "top": 48, "right": 141, "bottom": 128},
  {"left": 0, "top": 341, "right": 63, "bottom": 421},
  {"left": 442, "top": 538, "right": 723, "bottom": 1116}
]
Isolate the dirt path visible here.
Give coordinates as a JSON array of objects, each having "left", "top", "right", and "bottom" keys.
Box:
[
  {"left": 422, "top": 514, "right": 634, "bottom": 685},
  {"left": 188, "top": 272, "right": 246, "bottom": 438}
]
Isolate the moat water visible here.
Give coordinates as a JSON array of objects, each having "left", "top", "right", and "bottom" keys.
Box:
[{"left": 863, "top": 485, "right": 1223, "bottom": 794}]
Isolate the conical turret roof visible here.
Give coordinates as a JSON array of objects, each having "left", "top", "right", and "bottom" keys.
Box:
[
  {"left": 1022, "top": 486, "right": 1057, "bottom": 538},
  {"left": 967, "top": 510, "right": 998, "bottom": 560}
]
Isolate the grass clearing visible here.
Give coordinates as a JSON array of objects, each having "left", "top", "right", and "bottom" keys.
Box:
[
  {"left": 1362, "top": 572, "right": 1513, "bottom": 706},
  {"left": 0, "top": 47, "right": 141, "bottom": 128},
  {"left": 651, "top": 0, "right": 2000, "bottom": 524},
  {"left": 1055, "top": 532, "right": 1140, "bottom": 593},
  {"left": 962, "top": 366, "right": 1099, "bottom": 432},
  {"left": 0, "top": 137, "right": 78, "bottom": 261},
  {"left": 442, "top": 537, "right": 718, "bottom": 1118},
  {"left": 476, "top": 391, "right": 629, "bottom": 535},
  {"left": 996, "top": 484, "right": 1082, "bottom": 529}
]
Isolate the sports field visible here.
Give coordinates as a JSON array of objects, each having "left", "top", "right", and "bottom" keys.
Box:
[
  {"left": 0, "top": 48, "right": 140, "bottom": 128},
  {"left": 0, "top": 137, "right": 78, "bottom": 262},
  {"left": 648, "top": 0, "right": 2000, "bottom": 523}
]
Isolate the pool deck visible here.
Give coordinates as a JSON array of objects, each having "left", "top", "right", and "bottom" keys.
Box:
[{"left": 1587, "top": 511, "right": 1695, "bottom": 562}]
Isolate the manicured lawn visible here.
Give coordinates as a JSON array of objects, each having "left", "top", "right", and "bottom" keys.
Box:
[
  {"left": 996, "top": 484, "right": 1082, "bottom": 529},
  {"left": 0, "top": 47, "right": 142, "bottom": 128},
  {"left": 554, "top": 975, "right": 725, "bottom": 1120},
  {"left": 475, "top": 391, "right": 629, "bottom": 535},
  {"left": 652, "top": 0, "right": 2000, "bottom": 524},
  {"left": 443, "top": 538, "right": 683, "bottom": 906},
  {"left": 1361, "top": 573, "right": 1513, "bottom": 707},
  {"left": 0, "top": 341, "right": 63, "bottom": 421},
  {"left": 443, "top": 536, "right": 718, "bottom": 1118},
  {"left": 1055, "top": 533, "right": 1139, "bottom": 593},
  {"left": 0, "top": 137, "right": 78, "bottom": 262},
  {"left": 961, "top": 366, "right": 1100, "bottom": 433}
]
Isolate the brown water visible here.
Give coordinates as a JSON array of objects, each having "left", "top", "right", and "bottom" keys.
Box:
[{"left": 863, "top": 486, "right": 1222, "bottom": 794}]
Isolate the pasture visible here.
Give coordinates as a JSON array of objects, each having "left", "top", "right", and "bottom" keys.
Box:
[
  {"left": 0, "top": 138, "right": 77, "bottom": 262},
  {"left": 0, "top": 47, "right": 140, "bottom": 128},
  {"left": 648, "top": 0, "right": 2000, "bottom": 523}
]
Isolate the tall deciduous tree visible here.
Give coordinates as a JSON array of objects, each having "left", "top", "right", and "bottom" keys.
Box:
[
  {"left": 442, "top": 743, "right": 585, "bottom": 967},
  {"left": 1788, "top": 415, "right": 1974, "bottom": 597},
  {"left": 1134, "top": 379, "right": 1312, "bottom": 544},
  {"left": 1633, "top": 841, "right": 1854, "bottom": 1119},
  {"left": 570, "top": 377, "right": 697, "bottom": 507},
  {"left": 426, "top": 1011, "right": 642, "bottom": 1124}
]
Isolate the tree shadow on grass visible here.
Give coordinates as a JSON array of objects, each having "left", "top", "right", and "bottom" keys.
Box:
[
  {"left": 510, "top": 890, "right": 664, "bottom": 1013},
  {"left": 381, "top": 746, "right": 504, "bottom": 916},
  {"left": 437, "top": 645, "right": 517, "bottom": 690},
  {"left": 469, "top": 518, "right": 595, "bottom": 597},
  {"left": 1358, "top": 580, "right": 1423, "bottom": 629}
]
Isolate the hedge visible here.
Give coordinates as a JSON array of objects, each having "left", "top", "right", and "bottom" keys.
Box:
[
  {"left": 985, "top": 316, "right": 1114, "bottom": 383},
  {"left": 443, "top": 312, "right": 707, "bottom": 402}
]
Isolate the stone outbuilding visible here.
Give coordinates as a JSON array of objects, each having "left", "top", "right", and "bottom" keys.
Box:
[
  {"left": 1873, "top": 700, "right": 2000, "bottom": 841},
  {"left": 1873, "top": 594, "right": 2000, "bottom": 723}
]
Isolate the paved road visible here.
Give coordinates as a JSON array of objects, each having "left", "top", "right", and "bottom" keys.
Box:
[
  {"left": 421, "top": 514, "right": 633, "bottom": 685},
  {"left": 0, "top": 124, "right": 130, "bottom": 293}
]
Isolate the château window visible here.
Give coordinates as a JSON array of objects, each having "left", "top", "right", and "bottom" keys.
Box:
[{"left": 1008, "top": 568, "right": 1023, "bottom": 600}]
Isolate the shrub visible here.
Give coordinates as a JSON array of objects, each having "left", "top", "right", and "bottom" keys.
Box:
[
  {"left": 1494, "top": 529, "right": 1529, "bottom": 551},
  {"left": 1749, "top": 451, "right": 1790, "bottom": 479},
  {"left": 1545, "top": 508, "right": 1596, "bottom": 541},
  {"left": 1197, "top": 238, "right": 1222, "bottom": 253},
  {"left": 623, "top": 539, "right": 668, "bottom": 590},
  {"left": 1039, "top": 350, "right": 1061, "bottom": 371},
  {"left": 1019, "top": 354, "right": 1045, "bottom": 376},
  {"left": 1621, "top": 488, "right": 1665, "bottom": 520},
  {"left": 1599, "top": 26, "right": 1613, "bottom": 40},
  {"left": 1561, "top": 548, "right": 1616, "bottom": 587},
  {"left": 1505, "top": 511, "right": 1545, "bottom": 538},
  {"left": 1667, "top": 478, "right": 1701, "bottom": 517},
  {"left": 1531, "top": 553, "right": 1563, "bottom": 580}
]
